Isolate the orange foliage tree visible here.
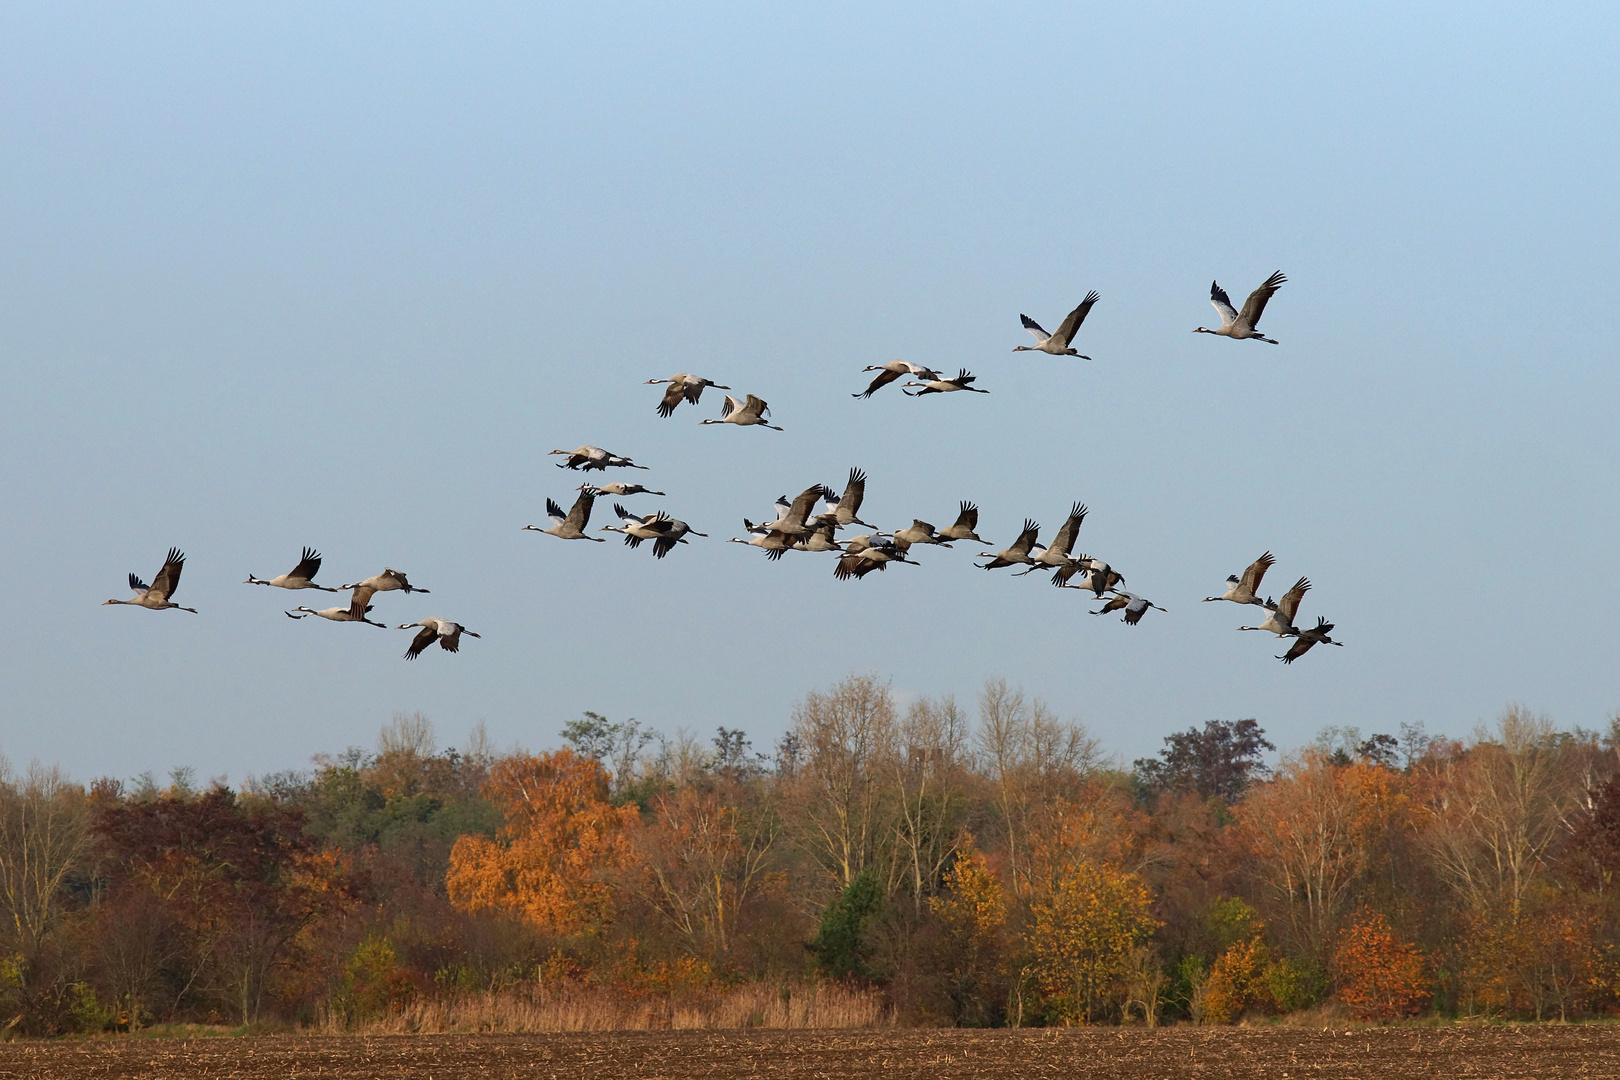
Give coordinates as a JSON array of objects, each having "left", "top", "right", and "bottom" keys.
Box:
[
  {"left": 1331, "top": 908, "right": 1430, "bottom": 1020},
  {"left": 1023, "top": 789, "right": 1147, "bottom": 899},
  {"left": 1237, "top": 753, "right": 1409, "bottom": 956},
  {"left": 1456, "top": 894, "right": 1612, "bottom": 1020},
  {"left": 446, "top": 750, "right": 637, "bottom": 936}
]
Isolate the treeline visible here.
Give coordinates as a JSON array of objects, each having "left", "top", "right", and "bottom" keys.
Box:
[{"left": 3, "top": 676, "right": 1619, "bottom": 1034}]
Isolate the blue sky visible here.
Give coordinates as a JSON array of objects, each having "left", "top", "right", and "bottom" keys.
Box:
[{"left": 2, "top": 3, "right": 1616, "bottom": 783}]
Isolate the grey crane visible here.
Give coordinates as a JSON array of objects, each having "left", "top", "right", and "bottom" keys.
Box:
[
  {"left": 1278, "top": 616, "right": 1344, "bottom": 664},
  {"left": 1013, "top": 291, "right": 1099, "bottom": 357},
  {"left": 834, "top": 537, "right": 918, "bottom": 581},
  {"left": 1204, "top": 551, "right": 1275, "bottom": 606},
  {"left": 1091, "top": 591, "right": 1167, "bottom": 625},
  {"left": 525, "top": 489, "right": 607, "bottom": 541},
  {"left": 799, "top": 523, "right": 845, "bottom": 553},
  {"left": 604, "top": 503, "right": 707, "bottom": 557},
  {"left": 1016, "top": 502, "right": 1087, "bottom": 575},
  {"left": 587, "top": 481, "right": 666, "bottom": 497},
  {"left": 727, "top": 520, "right": 795, "bottom": 560},
  {"left": 764, "top": 486, "right": 830, "bottom": 540},
  {"left": 1194, "top": 271, "right": 1286, "bottom": 343},
  {"left": 979, "top": 520, "right": 1040, "bottom": 570},
  {"left": 1054, "top": 558, "right": 1124, "bottom": 597},
  {"left": 652, "top": 517, "right": 707, "bottom": 558},
  {"left": 286, "top": 597, "right": 387, "bottom": 627},
  {"left": 1238, "top": 576, "right": 1312, "bottom": 636},
  {"left": 245, "top": 547, "right": 338, "bottom": 592},
  {"left": 550, "top": 445, "right": 649, "bottom": 471},
  {"left": 104, "top": 548, "right": 197, "bottom": 613},
  {"left": 646, "top": 373, "right": 731, "bottom": 417},
  {"left": 936, "top": 501, "right": 988, "bottom": 545},
  {"left": 398, "top": 617, "right": 480, "bottom": 660},
  {"left": 338, "top": 568, "right": 430, "bottom": 594},
  {"left": 853, "top": 361, "right": 942, "bottom": 399},
  {"left": 816, "top": 468, "right": 875, "bottom": 530},
  {"left": 700, "top": 394, "right": 782, "bottom": 430},
  {"left": 890, "top": 520, "right": 949, "bottom": 547},
  {"left": 902, "top": 369, "right": 988, "bottom": 395}
]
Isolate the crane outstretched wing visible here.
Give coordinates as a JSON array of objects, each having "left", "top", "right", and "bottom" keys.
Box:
[
  {"left": 403, "top": 626, "right": 437, "bottom": 660},
  {"left": 1240, "top": 551, "right": 1275, "bottom": 594},
  {"left": 291, "top": 547, "right": 323, "bottom": 581},
  {"left": 150, "top": 549, "right": 186, "bottom": 601},
  {"left": 1240, "top": 270, "right": 1287, "bottom": 327},
  {"left": 1053, "top": 291, "right": 1100, "bottom": 346}
]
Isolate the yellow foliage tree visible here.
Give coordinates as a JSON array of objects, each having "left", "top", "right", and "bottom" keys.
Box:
[
  {"left": 929, "top": 841, "right": 1008, "bottom": 1024},
  {"left": 446, "top": 750, "right": 638, "bottom": 935},
  {"left": 1026, "top": 860, "right": 1159, "bottom": 1024},
  {"left": 1196, "top": 937, "right": 1272, "bottom": 1024}
]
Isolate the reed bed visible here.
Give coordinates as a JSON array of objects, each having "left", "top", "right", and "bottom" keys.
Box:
[{"left": 324, "top": 981, "right": 890, "bottom": 1034}]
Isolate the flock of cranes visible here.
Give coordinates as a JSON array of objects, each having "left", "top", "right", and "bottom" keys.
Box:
[
  {"left": 105, "top": 547, "right": 473, "bottom": 661},
  {"left": 104, "top": 271, "right": 1341, "bottom": 665},
  {"left": 1204, "top": 551, "right": 1343, "bottom": 663}
]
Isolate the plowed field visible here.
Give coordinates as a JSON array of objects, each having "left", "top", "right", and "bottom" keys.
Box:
[{"left": 2, "top": 1025, "right": 1613, "bottom": 1079}]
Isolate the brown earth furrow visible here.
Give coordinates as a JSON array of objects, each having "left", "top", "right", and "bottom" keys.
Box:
[{"left": 0, "top": 1027, "right": 1614, "bottom": 1080}]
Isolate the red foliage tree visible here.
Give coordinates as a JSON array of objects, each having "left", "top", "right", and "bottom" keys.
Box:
[{"left": 90, "top": 789, "right": 358, "bottom": 1023}]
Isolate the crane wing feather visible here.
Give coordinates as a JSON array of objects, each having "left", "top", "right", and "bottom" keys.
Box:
[
  {"left": 1011, "top": 519, "right": 1040, "bottom": 555},
  {"left": 1209, "top": 281, "right": 1238, "bottom": 326}
]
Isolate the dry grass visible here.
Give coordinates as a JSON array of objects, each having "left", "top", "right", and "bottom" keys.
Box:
[{"left": 324, "top": 981, "right": 890, "bottom": 1034}]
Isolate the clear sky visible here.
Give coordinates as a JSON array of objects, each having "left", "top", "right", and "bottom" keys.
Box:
[{"left": 2, "top": 3, "right": 1617, "bottom": 784}]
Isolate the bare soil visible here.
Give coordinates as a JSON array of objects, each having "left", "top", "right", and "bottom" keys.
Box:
[{"left": 1, "top": 1025, "right": 1614, "bottom": 1079}]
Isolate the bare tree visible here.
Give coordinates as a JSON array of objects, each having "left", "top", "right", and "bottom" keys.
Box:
[
  {"left": 787, "top": 674, "right": 897, "bottom": 890},
  {"left": 632, "top": 787, "right": 779, "bottom": 960},
  {"left": 1421, "top": 706, "right": 1583, "bottom": 917},
  {"left": 0, "top": 759, "right": 89, "bottom": 985},
  {"left": 891, "top": 695, "right": 970, "bottom": 911},
  {"left": 372, "top": 712, "right": 438, "bottom": 798},
  {"left": 974, "top": 677, "right": 1102, "bottom": 895}
]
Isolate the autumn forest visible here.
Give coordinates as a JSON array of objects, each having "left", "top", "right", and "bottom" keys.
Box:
[{"left": 4, "top": 675, "right": 1619, "bottom": 1035}]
